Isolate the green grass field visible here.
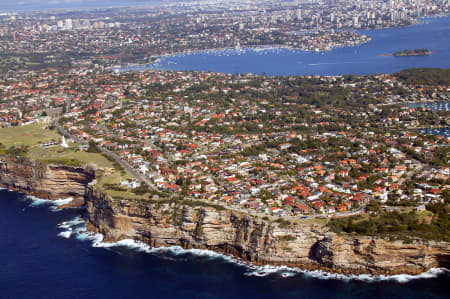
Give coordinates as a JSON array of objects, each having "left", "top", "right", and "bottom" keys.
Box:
[
  {"left": 28, "top": 145, "right": 115, "bottom": 169},
  {"left": 0, "top": 124, "right": 138, "bottom": 196},
  {"left": 0, "top": 123, "right": 60, "bottom": 148}
]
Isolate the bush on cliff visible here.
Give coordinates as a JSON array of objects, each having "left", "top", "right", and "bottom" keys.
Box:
[
  {"left": 44, "top": 158, "right": 82, "bottom": 167},
  {"left": 3, "top": 145, "right": 29, "bottom": 157},
  {"left": 328, "top": 203, "right": 450, "bottom": 242}
]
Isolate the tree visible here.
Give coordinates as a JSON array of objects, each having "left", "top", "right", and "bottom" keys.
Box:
[{"left": 87, "top": 140, "right": 101, "bottom": 153}]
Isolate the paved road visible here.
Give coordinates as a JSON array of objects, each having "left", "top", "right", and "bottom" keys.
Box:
[
  {"left": 54, "top": 121, "right": 157, "bottom": 191},
  {"left": 101, "top": 147, "right": 157, "bottom": 190},
  {"left": 54, "top": 121, "right": 367, "bottom": 220}
]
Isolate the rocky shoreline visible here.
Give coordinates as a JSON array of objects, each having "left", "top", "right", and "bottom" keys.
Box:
[{"left": 1, "top": 157, "right": 449, "bottom": 276}]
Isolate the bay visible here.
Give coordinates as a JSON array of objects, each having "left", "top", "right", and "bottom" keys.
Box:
[{"left": 118, "top": 15, "right": 450, "bottom": 76}]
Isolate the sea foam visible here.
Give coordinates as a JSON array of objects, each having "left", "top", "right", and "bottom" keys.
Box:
[
  {"left": 57, "top": 218, "right": 448, "bottom": 283},
  {"left": 27, "top": 195, "right": 74, "bottom": 211}
]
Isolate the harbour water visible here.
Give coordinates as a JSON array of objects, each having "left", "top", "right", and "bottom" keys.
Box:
[
  {"left": 406, "top": 102, "right": 450, "bottom": 137},
  {"left": 117, "top": 15, "right": 450, "bottom": 76},
  {"left": 1, "top": 11, "right": 449, "bottom": 299},
  {"left": 407, "top": 101, "right": 450, "bottom": 112},
  {"left": 0, "top": 189, "right": 449, "bottom": 299},
  {"left": 420, "top": 127, "right": 450, "bottom": 138}
]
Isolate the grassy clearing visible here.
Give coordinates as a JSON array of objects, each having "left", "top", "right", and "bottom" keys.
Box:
[
  {"left": 28, "top": 144, "right": 114, "bottom": 169},
  {"left": 299, "top": 217, "right": 329, "bottom": 226},
  {"left": 95, "top": 169, "right": 144, "bottom": 200},
  {"left": 29, "top": 144, "right": 139, "bottom": 198},
  {"left": 0, "top": 124, "right": 139, "bottom": 197},
  {"left": 0, "top": 123, "right": 60, "bottom": 148}
]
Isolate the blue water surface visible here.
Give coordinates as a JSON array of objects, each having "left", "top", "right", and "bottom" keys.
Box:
[
  {"left": 0, "top": 1, "right": 167, "bottom": 12},
  {"left": 120, "top": 15, "right": 450, "bottom": 76},
  {"left": 407, "top": 102, "right": 450, "bottom": 111},
  {"left": 0, "top": 189, "right": 449, "bottom": 299}
]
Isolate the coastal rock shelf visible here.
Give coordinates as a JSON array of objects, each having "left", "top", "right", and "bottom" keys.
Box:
[
  {"left": 0, "top": 157, "right": 95, "bottom": 206},
  {"left": 0, "top": 158, "right": 448, "bottom": 275},
  {"left": 85, "top": 188, "right": 450, "bottom": 276}
]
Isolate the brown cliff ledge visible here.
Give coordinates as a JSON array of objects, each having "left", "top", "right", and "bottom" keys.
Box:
[
  {"left": 0, "top": 156, "right": 448, "bottom": 276},
  {"left": 0, "top": 157, "right": 95, "bottom": 207},
  {"left": 85, "top": 188, "right": 450, "bottom": 276}
]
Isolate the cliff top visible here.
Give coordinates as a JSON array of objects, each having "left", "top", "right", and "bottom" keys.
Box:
[{"left": 0, "top": 124, "right": 132, "bottom": 200}]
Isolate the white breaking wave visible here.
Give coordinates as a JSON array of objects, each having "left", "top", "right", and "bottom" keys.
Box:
[
  {"left": 57, "top": 230, "right": 73, "bottom": 239},
  {"left": 57, "top": 216, "right": 85, "bottom": 239},
  {"left": 54, "top": 197, "right": 74, "bottom": 206},
  {"left": 243, "top": 264, "right": 447, "bottom": 283},
  {"left": 27, "top": 195, "right": 74, "bottom": 211},
  {"left": 56, "top": 219, "right": 448, "bottom": 283}
]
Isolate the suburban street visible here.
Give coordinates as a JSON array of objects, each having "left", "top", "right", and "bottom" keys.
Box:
[{"left": 54, "top": 121, "right": 157, "bottom": 191}]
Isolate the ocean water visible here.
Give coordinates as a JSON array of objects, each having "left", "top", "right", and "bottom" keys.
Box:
[
  {"left": 118, "top": 15, "right": 450, "bottom": 76},
  {"left": 0, "top": 189, "right": 449, "bottom": 299}
]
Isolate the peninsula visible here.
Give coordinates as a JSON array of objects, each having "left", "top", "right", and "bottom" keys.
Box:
[
  {"left": 0, "top": 68, "right": 449, "bottom": 276},
  {"left": 0, "top": 0, "right": 449, "bottom": 278}
]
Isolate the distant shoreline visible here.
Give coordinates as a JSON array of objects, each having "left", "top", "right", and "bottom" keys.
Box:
[{"left": 109, "top": 40, "right": 375, "bottom": 73}]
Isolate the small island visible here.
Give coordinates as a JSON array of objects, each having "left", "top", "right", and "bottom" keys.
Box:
[{"left": 381, "top": 48, "right": 433, "bottom": 57}]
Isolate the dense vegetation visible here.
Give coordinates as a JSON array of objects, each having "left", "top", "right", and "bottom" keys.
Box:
[
  {"left": 327, "top": 202, "right": 450, "bottom": 242},
  {"left": 394, "top": 68, "right": 450, "bottom": 85},
  {"left": 392, "top": 48, "right": 431, "bottom": 56},
  {"left": 0, "top": 143, "right": 29, "bottom": 157},
  {"left": 44, "top": 158, "right": 83, "bottom": 167}
]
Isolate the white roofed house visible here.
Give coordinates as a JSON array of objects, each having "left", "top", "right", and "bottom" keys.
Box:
[{"left": 139, "top": 163, "right": 149, "bottom": 174}]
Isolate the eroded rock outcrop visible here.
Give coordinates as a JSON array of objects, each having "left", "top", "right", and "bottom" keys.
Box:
[
  {"left": 85, "top": 188, "right": 450, "bottom": 275},
  {"left": 1, "top": 157, "right": 448, "bottom": 275},
  {"left": 0, "top": 157, "right": 95, "bottom": 205}
]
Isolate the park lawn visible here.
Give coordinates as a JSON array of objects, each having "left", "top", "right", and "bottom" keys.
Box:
[
  {"left": 282, "top": 216, "right": 329, "bottom": 227},
  {"left": 30, "top": 144, "right": 142, "bottom": 199},
  {"left": 30, "top": 144, "right": 144, "bottom": 199},
  {"left": 97, "top": 167, "right": 131, "bottom": 188},
  {"left": 100, "top": 187, "right": 148, "bottom": 201},
  {"left": 96, "top": 171, "right": 149, "bottom": 201},
  {"left": 93, "top": 159, "right": 145, "bottom": 200},
  {"left": 0, "top": 123, "right": 60, "bottom": 148},
  {"left": 28, "top": 144, "right": 115, "bottom": 169},
  {"left": 299, "top": 216, "right": 329, "bottom": 226},
  {"left": 1, "top": 123, "right": 147, "bottom": 200}
]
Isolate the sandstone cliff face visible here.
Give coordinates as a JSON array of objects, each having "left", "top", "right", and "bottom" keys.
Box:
[
  {"left": 85, "top": 188, "right": 450, "bottom": 275},
  {"left": 1, "top": 158, "right": 448, "bottom": 275},
  {"left": 0, "top": 157, "right": 94, "bottom": 205}
]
